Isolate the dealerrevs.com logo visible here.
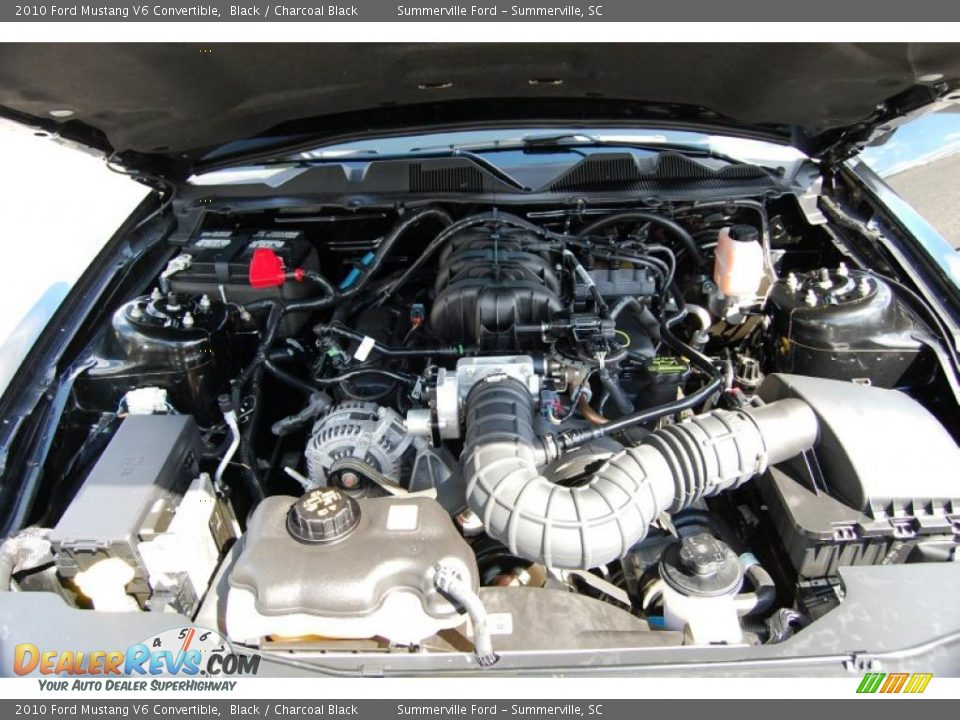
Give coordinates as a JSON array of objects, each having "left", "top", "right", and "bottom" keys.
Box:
[
  {"left": 14, "top": 627, "right": 260, "bottom": 690},
  {"left": 857, "top": 672, "right": 933, "bottom": 694}
]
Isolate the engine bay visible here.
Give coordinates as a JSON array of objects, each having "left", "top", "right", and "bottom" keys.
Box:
[{"left": 6, "top": 167, "right": 960, "bottom": 668}]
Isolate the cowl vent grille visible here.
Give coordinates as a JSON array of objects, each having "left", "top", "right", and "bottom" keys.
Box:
[
  {"left": 410, "top": 162, "right": 485, "bottom": 193},
  {"left": 548, "top": 152, "right": 774, "bottom": 193},
  {"left": 550, "top": 154, "right": 639, "bottom": 193}
]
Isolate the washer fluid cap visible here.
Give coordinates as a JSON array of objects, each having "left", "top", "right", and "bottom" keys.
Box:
[{"left": 287, "top": 487, "right": 360, "bottom": 544}]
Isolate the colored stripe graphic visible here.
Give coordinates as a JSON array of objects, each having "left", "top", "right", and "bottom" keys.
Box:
[
  {"left": 881, "top": 673, "right": 910, "bottom": 693},
  {"left": 903, "top": 673, "right": 933, "bottom": 694},
  {"left": 857, "top": 672, "right": 932, "bottom": 694},
  {"left": 857, "top": 673, "right": 886, "bottom": 693}
]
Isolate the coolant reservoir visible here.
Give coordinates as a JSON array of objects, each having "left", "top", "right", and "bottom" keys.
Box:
[
  {"left": 225, "top": 489, "right": 479, "bottom": 644},
  {"left": 713, "top": 225, "right": 764, "bottom": 299}
]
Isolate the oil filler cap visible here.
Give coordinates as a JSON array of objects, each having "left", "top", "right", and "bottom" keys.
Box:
[{"left": 287, "top": 487, "right": 360, "bottom": 544}]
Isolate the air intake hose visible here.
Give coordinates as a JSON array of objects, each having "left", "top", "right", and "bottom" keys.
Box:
[{"left": 462, "top": 378, "right": 817, "bottom": 569}]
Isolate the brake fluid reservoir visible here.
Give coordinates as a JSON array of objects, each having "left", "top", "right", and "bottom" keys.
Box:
[
  {"left": 713, "top": 225, "right": 764, "bottom": 299},
  {"left": 659, "top": 533, "right": 744, "bottom": 644}
]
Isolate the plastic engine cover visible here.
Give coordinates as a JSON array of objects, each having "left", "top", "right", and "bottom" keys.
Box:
[
  {"left": 225, "top": 494, "right": 479, "bottom": 644},
  {"left": 429, "top": 227, "right": 563, "bottom": 350}
]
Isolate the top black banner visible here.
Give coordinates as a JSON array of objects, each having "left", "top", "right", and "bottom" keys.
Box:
[{"left": 4, "top": 0, "right": 958, "bottom": 22}]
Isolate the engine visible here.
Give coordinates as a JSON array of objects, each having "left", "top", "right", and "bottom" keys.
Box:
[
  {"left": 15, "top": 198, "right": 960, "bottom": 666},
  {"left": 430, "top": 226, "right": 564, "bottom": 349}
]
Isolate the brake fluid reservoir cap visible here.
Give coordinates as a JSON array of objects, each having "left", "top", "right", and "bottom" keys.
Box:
[
  {"left": 287, "top": 487, "right": 360, "bottom": 544},
  {"left": 659, "top": 532, "right": 743, "bottom": 597}
]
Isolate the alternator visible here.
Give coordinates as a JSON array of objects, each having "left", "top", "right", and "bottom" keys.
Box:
[{"left": 304, "top": 402, "right": 424, "bottom": 492}]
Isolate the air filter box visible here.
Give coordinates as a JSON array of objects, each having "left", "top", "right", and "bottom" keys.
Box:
[{"left": 757, "top": 374, "right": 959, "bottom": 576}]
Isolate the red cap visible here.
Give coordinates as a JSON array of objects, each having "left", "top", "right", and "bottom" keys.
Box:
[{"left": 249, "top": 248, "right": 287, "bottom": 289}]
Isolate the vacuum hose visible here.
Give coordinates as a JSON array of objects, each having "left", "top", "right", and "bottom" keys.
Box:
[{"left": 461, "top": 378, "right": 817, "bottom": 569}]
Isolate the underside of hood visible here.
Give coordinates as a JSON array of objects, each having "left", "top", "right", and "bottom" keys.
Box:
[{"left": 2, "top": 43, "right": 960, "bottom": 179}]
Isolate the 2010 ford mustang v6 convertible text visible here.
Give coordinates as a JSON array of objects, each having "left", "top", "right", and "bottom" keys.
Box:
[{"left": 0, "top": 43, "right": 958, "bottom": 677}]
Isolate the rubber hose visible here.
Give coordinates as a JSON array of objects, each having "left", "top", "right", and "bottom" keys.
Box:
[
  {"left": 576, "top": 211, "right": 705, "bottom": 268},
  {"left": 597, "top": 366, "right": 634, "bottom": 415},
  {"left": 434, "top": 564, "right": 499, "bottom": 667},
  {"left": 241, "top": 206, "right": 453, "bottom": 372},
  {"left": 277, "top": 206, "right": 454, "bottom": 318},
  {"left": 734, "top": 561, "right": 777, "bottom": 618},
  {"left": 577, "top": 394, "right": 608, "bottom": 426},
  {"left": 611, "top": 296, "right": 642, "bottom": 321},
  {"left": 313, "top": 368, "right": 417, "bottom": 386},
  {"left": 462, "top": 378, "right": 817, "bottom": 569},
  {"left": 299, "top": 269, "right": 337, "bottom": 298},
  {"left": 560, "top": 309, "right": 724, "bottom": 448},
  {"left": 235, "top": 377, "right": 267, "bottom": 506},
  {"left": 611, "top": 297, "right": 661, "bottom": 342},
  {"left": 264, "top": 359, "right": 321, "bottom": 395},
  {"left": 323, "top": 324, "right": 465, "bottom": 358},
  {"left": 271, "top": 392, "right": 333, "bottom": 437}
]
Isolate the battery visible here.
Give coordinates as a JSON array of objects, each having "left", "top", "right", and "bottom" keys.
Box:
[{"left": 168, "top": 228, "right": 320, "bottom": 336}]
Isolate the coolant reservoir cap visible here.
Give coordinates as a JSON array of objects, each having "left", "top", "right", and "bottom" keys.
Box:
[
  {"left": 659, "top": 532, "right": 743, "bottom": 597},
  {"left": 728, "top": 225, "right": 759, "bottom": 243},
  {"left": 287, "top": 487, "right": 361, "bottom": 544}
]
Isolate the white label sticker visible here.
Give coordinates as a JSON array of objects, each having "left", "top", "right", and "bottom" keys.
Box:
[
  {"left": 487, "top": 612, "right": 514, "bottom": 635},
  {"left": 354, "top": 335, "right": 376, "bottom": 362},
  {"left": 249, "top": 239, "right": 287, "bottom": 250},
  {"left": 194, "top": 237, "right": 232, "bottom": 249},
  {"left": 386, "top": 504, "right": 419, "bottom": 531}
]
